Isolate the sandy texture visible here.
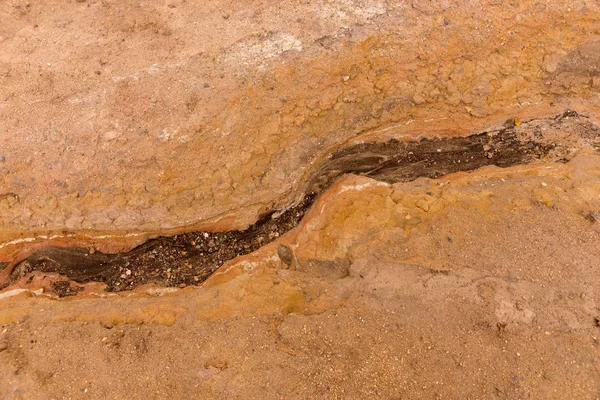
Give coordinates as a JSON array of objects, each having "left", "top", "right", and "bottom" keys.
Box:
[
  {"left": 2, "top": 1, "right": 600, "bottom": 398},
  {"left": 1, "top": 0, "right": 600, "bottom": 257},
  {"left": 1, "top": 153, "right": 600, "bottom": 399}
]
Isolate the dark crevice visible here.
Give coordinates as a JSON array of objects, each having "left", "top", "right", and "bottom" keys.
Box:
[{"left": 4, "top": 110, "right": 600, "bottom": 292}]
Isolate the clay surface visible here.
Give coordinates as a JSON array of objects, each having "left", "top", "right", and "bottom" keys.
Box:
[
  {"left": 2, "top": 153, "right": 600, "bottom": 398},
  {"left": 1, "top": 0, "right": 600, "bottom": 258}
]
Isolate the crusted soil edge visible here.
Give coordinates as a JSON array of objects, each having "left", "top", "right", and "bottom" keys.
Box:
[
  {"left": 1, "top": 107, "right": 599, "bottom": 264},
  {"left": 2, "top": 1, "right": 600, "bottom": 251},
  {"left": 1, "top": 111, "right": 599, "bottom": 294},
  {"left": 1, "top": 149, "right": 600, "bottom": 398}
]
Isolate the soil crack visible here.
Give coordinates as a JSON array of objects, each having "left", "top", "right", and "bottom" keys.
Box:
[{"left": 2, "top": 111, "right": 599, "bottom": 292}]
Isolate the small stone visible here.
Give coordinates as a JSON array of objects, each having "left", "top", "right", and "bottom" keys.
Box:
[
  {"left": 412, "top": 94, "right": 425, "bottom": 105},
  {"left": 542, "top": 55, "right": 559, "bottom": 73},
  {"left": 203, "top": 83, "right": 210, "bottom": 88},
  {"left": 0, "top": 341, "right": 8, "bottom": 352},
  {"left": 585, "top": 212, "right": 598, "bottom": 223},
  {"left": 277, "top": 244, "right": 294, "bottom": 268},
  {"left": 503, "top": 118, "right": 517, "bottom": 129},
  {"left": 125, "top": 269, "right": 131, "bottom": 276},
  {"left": 342, "top": 75, "right": 350, "bottom": 82},
  {"left": 0, "top": 156, "right": 5, "bottom": 163},
  {"left": 541, "top": 182, "right": 547, "bottom": 187},
  {"left": 208, "top": 240, "right": 215, "bottom": 247}
]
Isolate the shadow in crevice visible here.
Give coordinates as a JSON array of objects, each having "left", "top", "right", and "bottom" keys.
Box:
[{"left": 5, "top": 111, "right": 599, "bottom": 292}]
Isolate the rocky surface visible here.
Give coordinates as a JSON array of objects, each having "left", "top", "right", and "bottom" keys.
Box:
[
  {"left": 1, "top": 153, "right": 600, "bottom": 398},
  {"left": 1, "top": 0, "right": 600, "bottom": 259}
]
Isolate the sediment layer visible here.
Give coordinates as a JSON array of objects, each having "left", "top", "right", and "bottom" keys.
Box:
[{"left": 3, "top": 112, "right": 598, "bottom": 291}]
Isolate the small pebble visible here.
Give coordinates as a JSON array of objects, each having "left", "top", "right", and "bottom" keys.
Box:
[
  {"left": 0, "top": 156, "right": 5, "bottom": 163},
  {"left": 277, "top": 244, "right": 294, "bottom": 268},
  {"left": 342, "top": 75, "right": 350, "bottom": 81}
]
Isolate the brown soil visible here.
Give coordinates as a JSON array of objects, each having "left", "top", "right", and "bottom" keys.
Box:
[
  {"left": 1, "top": 152, "right": 600, "bottom": 399},
  {"left": 2, "top": 1, "right": 600, "bottom": 398},
  {"left": 9, "top": 195, "right": 314, "bottom": 292},
  {"left": 6, "top": 111, "right": 599, "bottom": 292},
  {"left": 2, "top": 0, "right": 600, "bottom": 251}
]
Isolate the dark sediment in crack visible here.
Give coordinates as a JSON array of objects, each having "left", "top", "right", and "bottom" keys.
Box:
[{"left": 4, "top": 111, "right": 600, "bottom": 292}]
